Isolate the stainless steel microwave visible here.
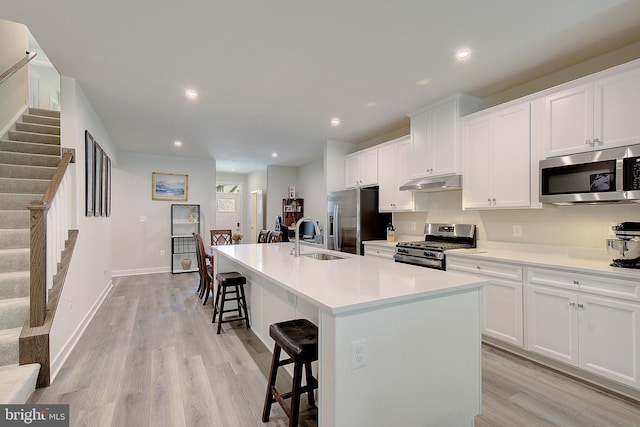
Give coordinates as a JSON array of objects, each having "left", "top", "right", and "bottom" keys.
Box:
[{"left": 539, "top": 144, "right": 640, "bottom": 205}]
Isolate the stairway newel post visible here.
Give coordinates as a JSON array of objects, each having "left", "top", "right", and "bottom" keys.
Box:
[{"left": 28, "top": 202, "right": 48, "bottom": 327}]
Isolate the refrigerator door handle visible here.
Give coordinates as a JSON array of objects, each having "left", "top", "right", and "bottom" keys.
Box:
[{"left": 333, "top": 204, "right": 340, "bottom": 251}]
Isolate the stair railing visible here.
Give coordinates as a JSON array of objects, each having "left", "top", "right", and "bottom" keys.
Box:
[
  {"left": 27, "top": 148, "right": 75, "bottom": 327},
  {"left": 0, "top": 51, "right": 37, "bottom": 86}
]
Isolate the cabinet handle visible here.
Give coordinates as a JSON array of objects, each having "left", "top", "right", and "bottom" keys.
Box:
[
  {"left": 476, "top": 265, "right": 481, "bottom": 270},
  {"left": 492, "top": 198, "right": 496, "bottom": 206},
  {"left": 572, "top": 280, "right": 579, "bottom": 285},
  {"left": 593, "top": 138, "right": 601, "bottom": 145},
  {"left": 487, "top": 198, "right": 491, "bottom": 205},
  {"left": 569, "top": 301, "right": 576, "bottom": 307},
  {"left": 577, "top": 303, "right": 584, "bottom": 309},
  {"left": 585, "top": 139, "right": 593, "bottom": 146}
]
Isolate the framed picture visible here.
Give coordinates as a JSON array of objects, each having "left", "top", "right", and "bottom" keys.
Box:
[
  {"left": 288, "top": 186, "right": 296, "bottom": 198},
  {"left": 105, "top": 156, "right": 111, "bottom": 217},
  {"left": 217, "top": 198, "right": 236, "bottom": 213},
  {"left": 84, "top": 131, "right": 95, "bottom": 216},
  {"left": 94, "top": 143, "right": 103, "bottom": 216},
  {"left": 101, "top": 149, "right": 109, "bottom": 216},
  {"left": 152, "top": 172, "right": 188, "bottom": 201}
]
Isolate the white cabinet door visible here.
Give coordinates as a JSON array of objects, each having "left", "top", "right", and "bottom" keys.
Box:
[
  {"left": 344, "top": 154, "right": 361, "bottom": 188},
  {"left": 462, "top": 115, "right": 492, "bottom": 208},
  {"left": 578, "top": 294, "right": 640, "bottom": 388},
  {"left": 409, "top": 108, "right": 432, "bottom": 179},
  {"left": 594, "top": 66, "right": 640, "bottom": 150},
  {"left": 525, "top": 284, "right": 578, "bottom": 365},
  {"left": 491, "top": 103, "right": 531, "bottom": 208},
  {"left": 377, "top": 144, "right": 396, "bottom": 211},
  {"left": 482, "top": 279, "right": 523, "bottom": 347},
  {"left": 360, "top": 149, "right": 378, "bottom": 186},
  {"left": 431, "top": 99, "right": 458, "bottom": 176},
  {"left": 394, "top": 139, "right": 414, "bottom": 210},
  {"left": 544, "top": 84, "right": 594, "bottom": 157}
]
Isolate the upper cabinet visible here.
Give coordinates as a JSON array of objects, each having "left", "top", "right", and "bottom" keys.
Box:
[
  {"left": 544, "top": 65, "right": 640, "bottom": 157},
  {"left": 345, "top": 148, "right": 378, "bottom": 188},
  {"left": 462, "top": 102, "right": 534, "bottom": 209},
  {"left": 378, "top": 136, "right": 428, "bottom": 212},
  {"left": 408, "top": 94, "right": 481, "bottom": 179}
]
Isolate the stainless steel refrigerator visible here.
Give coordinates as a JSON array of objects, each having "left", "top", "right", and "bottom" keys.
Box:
[{"left": 327, "top": 187, "right": 392, "bottom": 255}]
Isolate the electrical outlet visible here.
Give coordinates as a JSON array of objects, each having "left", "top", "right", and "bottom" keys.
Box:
[
  {"left": 160, "top": 249, "right": 165, "bottom": 256},
  {"left": 513, "top": 225, "right": 522, "bottom": 237},
  {"left": 351, "top": 339, "right": 368, "bottom": 370},
  {"left": 410, "top": 222, "right": 416, "bottom": 231}
]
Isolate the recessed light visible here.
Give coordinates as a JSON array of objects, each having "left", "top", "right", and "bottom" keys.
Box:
[
  {"left": 455, "top": 48, "right": 472, "bottom": 61},
  {"left": 184, "top": 89, "right": 198, "bottom": 100},
  {"left": 174, "top": 140, "right": 183, "bottom": 147},
  {"left": 271, "top": 152, "right": 278, "bottom": 158},
  {"left": 417, "top": 78, "right": 431, "bottom": 86},
  {"left": 365, "top": 102, "right": 378, "bottom": 108},
  {"left": 330, "top": 118, "right": 341, "bottom": 127}
]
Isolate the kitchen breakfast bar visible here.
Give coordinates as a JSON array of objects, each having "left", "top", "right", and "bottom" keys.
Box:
[{"left": 213, "top": 243, "right": 489, "bottom": 426}]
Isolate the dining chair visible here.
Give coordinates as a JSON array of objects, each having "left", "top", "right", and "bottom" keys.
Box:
[
  {"left": 258, "top": 229, "right": 271, "bottom": 243},
  {"left": 268, "top": 231, "right": 282, "bottom": 243},
  {"left": 194, "top": 233, "right": 214, "bottom": 304},
  {"left": 211, "top": 229, "right": 232, "bottom": 246}
]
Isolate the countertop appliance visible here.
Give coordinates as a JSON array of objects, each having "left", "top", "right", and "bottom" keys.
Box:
[
  {"left": 327, "top": 187, "right": 391, "bottom": 255},
  {"left": 394, "top": 223, "right": 476, "bottom": 270},
  {"left": 539, "top": 144, "right": 640, "bottom": 205},
  {"left": 607, "top": 222, "right": 640, "bottom": 268}
]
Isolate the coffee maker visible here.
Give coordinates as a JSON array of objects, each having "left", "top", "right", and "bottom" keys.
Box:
[{"left": 607, "top": 222, "right": 640, "bottom": 268}]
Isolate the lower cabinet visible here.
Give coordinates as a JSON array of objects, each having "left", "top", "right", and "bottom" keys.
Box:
[
  {"left": 447, "top": 256, "right": 524, "bottom": 347},
  {"left": 525, "top": 267, "right": 640, "bottom": 389}
]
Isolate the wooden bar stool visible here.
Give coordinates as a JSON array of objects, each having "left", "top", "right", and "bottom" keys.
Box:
[
  {"left": 212, "top": 272, "right": 250, "bottom": 334},
  {"left": 262, "top": 319, "right": 318, "bottom": 427}
]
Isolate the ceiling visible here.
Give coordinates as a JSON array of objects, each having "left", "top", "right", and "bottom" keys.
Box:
[{"left": 2, "top": 1, "right": 640, "bottom": 173}]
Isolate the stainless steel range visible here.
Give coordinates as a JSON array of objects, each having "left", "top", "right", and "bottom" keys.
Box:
[{"left": 394, "top": 223, "right": 476, "bottom": 270}]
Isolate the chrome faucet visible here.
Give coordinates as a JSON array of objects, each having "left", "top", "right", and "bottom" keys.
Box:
[{"left": 294, "top": 217, "right": 321, "bottom": 257}]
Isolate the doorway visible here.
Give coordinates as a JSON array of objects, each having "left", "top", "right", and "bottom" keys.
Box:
[{"left": 216, "top": 183, "right": 243, "bottom": 240}]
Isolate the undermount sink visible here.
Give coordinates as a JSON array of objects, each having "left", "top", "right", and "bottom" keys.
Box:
[{"left": 301, "top": 252, "right": 346, "bottom": 261}]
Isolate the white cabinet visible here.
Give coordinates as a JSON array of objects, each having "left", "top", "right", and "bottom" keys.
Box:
[
  {"left": 447, "top": 256, "right": 523, "bottom": 347},
  {"left": 544, "top": 66, "right": 640, "bottom": 157},
  {"left": 408, "top": 94, "right": 480, "bottom": 179},
  {"left": 345, "top": 148, "right": 378, "bottom": 188},
  {"left": 378, "top": 136, "right": 428, "bottom": 212},
  {"left": 525, "top": 267, "right": 640, "bottom": 389},
  {"left": 462, "top": 102, "right": 532, "bottom": 209}
]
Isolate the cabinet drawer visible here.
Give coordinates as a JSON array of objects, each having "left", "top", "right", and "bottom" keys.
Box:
[
  {"left": 527, "top": 267, "right": 640, "bottom": 301},
  {"left": 364, "top": 244, "right": 395, "bottom": 259},
  {"left": 447, "top": 257, "right": 522, "bottom": 281}
]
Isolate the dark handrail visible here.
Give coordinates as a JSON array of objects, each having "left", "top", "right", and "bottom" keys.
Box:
[
  {"left": 0, "top": 51, "right": 37, "bottom": 86},
  {"left": 28, "top": 149, "right": 75, "bottom": 327}
]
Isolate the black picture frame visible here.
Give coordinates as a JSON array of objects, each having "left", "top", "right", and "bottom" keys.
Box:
[
  {"left": 85, "top": 130, "right": 95, "bottom": 216},
  {"left": 94, "top": 143, "right": 103, "bottom": 216}
]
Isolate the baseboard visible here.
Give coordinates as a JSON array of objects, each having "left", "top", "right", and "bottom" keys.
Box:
[
  {"left": 111, "top": 266, "right": 170, "bottom": 277},
  {"left": 49, "top": 279, "right": 113, "bottom": 383}
]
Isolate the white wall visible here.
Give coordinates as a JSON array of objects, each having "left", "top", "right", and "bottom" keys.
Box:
[
  {"left": 0, "top": 19, "right": 28, "bottom": 135},
  {"left": 324, "top": 139, "right": 354, "bottom": 193},
  {"left": 296, "top": 159, "right": 325, "bottom": 231},
  {"left": 111, "top": 152, "right": 216, "bottom": 275},
  {"left": 49, "top": 77, "right": 118, "bottom": 378}
]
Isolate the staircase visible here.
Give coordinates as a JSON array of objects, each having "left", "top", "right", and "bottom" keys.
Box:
[{"left": 0, "top": 107, "right": 61, "bottom": 403}]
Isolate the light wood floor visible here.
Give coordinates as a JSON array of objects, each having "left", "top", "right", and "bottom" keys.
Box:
[{"left": 29, "top": 272, "right": 640, "bottom": 426}]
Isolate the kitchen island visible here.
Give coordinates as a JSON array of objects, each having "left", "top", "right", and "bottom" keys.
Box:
[{"left": 213, "top": 243, "right": 488, "bottom": 426}]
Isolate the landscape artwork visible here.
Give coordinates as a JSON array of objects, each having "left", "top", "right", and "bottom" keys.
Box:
[{"left": 152, "top": 172, "right": 188, "bottom": 201}]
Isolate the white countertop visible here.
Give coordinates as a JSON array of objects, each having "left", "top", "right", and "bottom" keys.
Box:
[
  {"left": 448, "top": 243, "right": 640, "bottom": 280},
  {"left": 214, "top": 243, "right": 487, "bottom": 315}
]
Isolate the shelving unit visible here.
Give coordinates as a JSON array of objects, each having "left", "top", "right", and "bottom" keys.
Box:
[
  {"left": 282, "top": 198, "right": 304, "bottom": 239},
  {"left": 171, "top": 204, "right": 200, "bottom": 273}
]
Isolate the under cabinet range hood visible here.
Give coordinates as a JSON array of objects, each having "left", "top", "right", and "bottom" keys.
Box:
[{"left": 399, "top": 175, "right": 462, "bottom": 192}]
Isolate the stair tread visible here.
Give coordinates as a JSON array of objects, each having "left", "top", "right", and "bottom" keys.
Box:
[
  {"left": 0, "top": 327, "right": 21, "bottom": 340},
  {"left": 0, "top": 248, "right": 29, "bottom": 255},
  {"left": 0, "top": 363, "right": 41, "bottom": 404}
]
